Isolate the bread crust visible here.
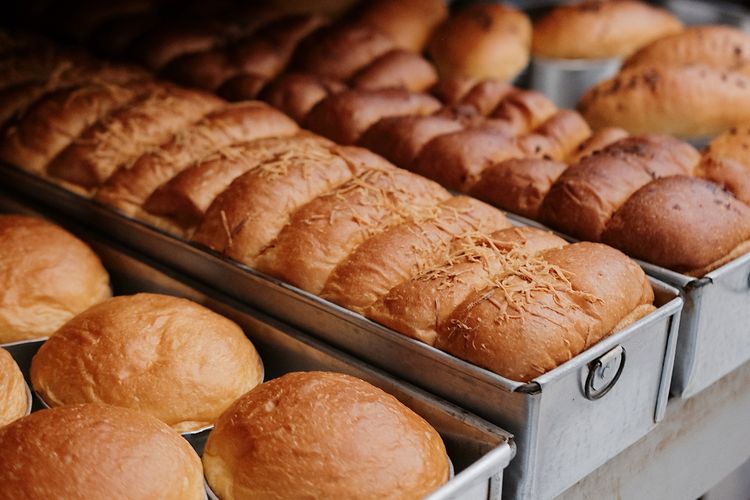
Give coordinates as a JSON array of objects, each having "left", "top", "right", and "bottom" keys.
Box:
[
  {"left": 697, "top": 124, "right": 750, "bottom": 205},
  {"left": 261, "top": 72, "right": 346, "bottom": 122},
  {"left": 0, "top": 349, "right": 28, "bottom": 427},
  {"left": 356, "top": 0, "right": 447, "bottom": 52},
  {"left": 351, "top": 49, "right": 438, "bottom": 92}
]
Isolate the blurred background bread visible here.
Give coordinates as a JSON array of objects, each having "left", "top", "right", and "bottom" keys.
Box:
[{"left": 0, "top": 215, "right": 111, "bottom": 343}]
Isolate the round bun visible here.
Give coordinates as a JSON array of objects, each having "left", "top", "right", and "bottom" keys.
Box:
[
  {"left": 0, "top": 348, "right": 28, "bottom": 426},
  {"left": 428, "top": 4, "right": 531, "bottom": 81},
  {"left": 357, "top": 0, "right": 448, "bottom": 52},
  {"left": 0, "top": 215, "right": 111, "bottom": 343},
  {"left": 0, "top": 404, "right": 205, "bottom": 500},
  {"left": 203, "top": 371, "right": 450, "bottom": 500},
  {"left": 31, "top": 293, "right": 264, "bottom": 432},
  {"left": 532, "top": 0, "right": 682, "bottom": 59}
]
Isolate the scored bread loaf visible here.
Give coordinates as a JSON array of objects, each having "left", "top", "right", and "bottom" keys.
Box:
[
  {"left": 602, "top": 176, "right": 750, "bottom": 276},
  {"left": 532, "top": 0, "right": 682, "bottom": 59},
  {"left": 697, "top": 124, "right": 750, "bottom": 205}
]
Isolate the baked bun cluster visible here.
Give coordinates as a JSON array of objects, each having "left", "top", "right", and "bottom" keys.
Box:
[
  {"left": 31, "top": 293, "right": 264, "bottom": 432},
  {"left": 0, "top": 404, "right": 206, "bottom": 499},
  {"left": 580, "top": 25, "right": 750, "bottom": 139},
  {"left": 0, "top": 215, "right": 111, "bottom": 343},
  {"left": 0, "top": 39, "right": 658, "bottom": 381},
  {"left": 204, "top": 371, "right": 450, "bottom": 499},
  {"left": 532, "top": 0, "right": 682, "bottom": 60},
  {"left": 0, "top": 348, "right": 28, "bottom": 426}
]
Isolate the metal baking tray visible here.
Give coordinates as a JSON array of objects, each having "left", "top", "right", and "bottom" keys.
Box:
[
  {"left": 508, "top": 211, "right": 750, "bottom": 400},
  {"left": 0, "top": 164, "right": 682, "bottom": 499},
  {"left": 0, "top": 194, "right": 514, "bottom": 500}
]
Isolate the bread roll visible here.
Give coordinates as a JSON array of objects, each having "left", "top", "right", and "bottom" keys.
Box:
[
  {"left": 414, "top": 128, "right": 524, "bottom": 191},
  {"left": 357, "top": 0, "right": 447, "bottom": 52},
  {"left": 517, "top": 110, "right": 592, "bottom": 161},
  {"left": 96, "top": 101, "right": 298, "bottom": 215},
  {"left": 351, "top": 49, "right": 438, "bottom": 92},
  {"left": 567, "top": 126, "right": 629, "bottom": 164},
  {"left": 0, "top": 215, "right": 111, "bottom": 343},
  {"left": 321, "top": 196, "right": 511, "bottom": 312},
  {"left": 436, "top": 242, "right": 654, "bottom": 381},
  {"left": 143, "top": 133, "right": 331, "bottom": 233},
  {"left": 430, "top": 76, "right": 480, "bottom": 105},
  {"left": 31, "top": 293, "right": 263, "bottom": 432},
  {"left": 203, "top": 371, "right": 449, "bottom": 500},
  {"left": 491, "top": 89, "right": 558, "bottom": 136},
  {"left": 47, "top": 85, "right": 223, "bottom": 189},
  {"left": 457, "top": 79, "right": 515, "bottom": 116},
  {"left": 255, "top": 167, "right": 450, "bottom": 293},
  {"left": 579, "top": 65, "right": 750, "bottom": 139},
  {"left": 160, "top": 49, "right": 239, "bottom": 91},
  {"left": 541, "top": 135, "right": 700, "bottom": 241},
  {"left": 0, "top": 349, "right": 28, "bottom": 427},
  {"left": 0, "top": 82, "right": 144, "bottom": 174},
  {"left": 0, "top": 404, "right": 204, "bottom": 499},
  {"left": 132, "top": 25, "right": 221, "bottom": 70},
  {"left": 623, "top": 25, "right": 750, "bottom": 71},
  {"left": 304, "top": 88, "right": 441, "bottom": 144},
  {"left": 367, "top": 227, "right": 568, "bottom": 346},
  {"left": 428, "top": 4, "right": 531, "bottom": 81},
  {"left": 602, "top": 176, "right": 750, "bottom": 276},
  {"left": 260, "top": 72, "right": 346, "bottom": 123},
  {"left": 359, "top": 114, "right": 464, "bottom": 169},
  {"left": 216, "top": 72, "right": 268, "bottom": 101},
  {"left": 293, "top": 23, "right": 395, "bottom": 80},
  {"left": 471, "top": 158, "right": 568, "bottom": 219},
  {"left": 697, "top": 124, "right": 750, "bottom": 205}
]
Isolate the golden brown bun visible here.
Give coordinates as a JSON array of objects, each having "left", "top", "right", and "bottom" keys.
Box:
[
  {"left": 367, "top": 227, "right": 568, "bottom": 346},
  {"left": 96, "top": 101, "right": 299, "bottom": 216},
  {"left": 533, "top": 0, "right": 682, "bottom": 59},
  {"left": 321, "top": 196, "right": 511, "bottom": 312},
  {"left": 623, "top": 25, "right": 750, "bottom": 71},
  {"left": 450, "top": 79, "right": 515, "bottom": 116},
  {"left": 0, "top": 215, "right": 111, "bottom": 343},
  {"left": 255, "top": 167, "right": 450, "bottom": 294},
  {"left": 567, "top": 126, "right": 629, "bottom": 164},
  {"left": 602, "top": 176, "right": 750, "bottom": 276},
  {"left": 143, "top": 133, "right": 327, "bottom": 234},
  {"left": 0, "top": 349, "right": 28, "bottom": 427},
  {"left": 430, "top": 76, "right": 481, "bottom": 105},
  {"left": 359, "top": 114, "right": 464, "bottom": 169},
  {"left": 428, "top": 4, "right": 531, "bottom": 81},
  {"left": 293, "top": 23, "right": 396, "bottom": 80},
  {"left": 0, "top": 82, "right": 144, "bottom": 174},
  {"left": 47, "top": 85, "right": 223, "bottom": 189},
  {"left": 31, "top": 293, "right": 263, "bottom": 432},
  {"left": 0, "top": 404, "right": 204, "bottom": 499},
  {"left": 261, "top": 72, "right": 347, "bottom": 122},
  {"left": 203, "top": 371, "right": 449, "bottom": 500},
  {"left": 541, "top": 135, "right": 700, "bottom": 241},
  {"left": 160, "top": 49, "right": 239, "bottom": 91},
  {"left": 192, "top": 139, "right": 360, "bottom": 262},
  {"left": 436, "top": 242, "right": 654, "bottom": 381},
  {"left": 216, "top": 72, "right": 268, "bottom": 101},
  {"left": 517, "top": 109, "right": 592, "bottom": 161},
  {"left": 351, "top": 49, "right": 438, "bottom": 92},
  {"left": 491, "top": 89, "right": 558, "bottom": 135},
  {"left": 578, "top": 65, "right": 750, "bottom": 139},
  {"left": 304, "top": 88, "right": 441, "bottom": 144},
  {"left": 414, "top": 128, "right": 524, "bottom": 191},
  {"left": 357, "top": 0, "right": 448, "bottom": 52},
  {"left": 697, "top": 124, "right": 750, "bottom": 205},
  {"left": 471, "top": 158, "right": 568, "bottom": 219}
]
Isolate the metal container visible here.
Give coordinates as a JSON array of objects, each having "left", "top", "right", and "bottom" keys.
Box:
[
  {"left": 657, "top": 0, "right": 750, "bottom": 29},
  {"left": 507, "top": 211, "right": 750, "bottom": 399},
  {"left": 0, "top": 194, "right": 515, "bottom": 500},
  {"left": 0, "top": 165, "right": 682, "bottom": 500},
  {"left": 528, "top": 56, "right": 621, "bottom": 109}
]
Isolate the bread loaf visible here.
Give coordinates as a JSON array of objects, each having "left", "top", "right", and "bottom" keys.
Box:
[
  {"left": 517, "top": 109, "right": 592, "bottom": 161},
  {"left": 31, "top": 293, "right": 263, "bottom": 432},
  {"left": 428, "top": 3, "right": 531, "bottom": 81},
  {"left": 216, "top": 72, "right": 267, "bottom": 101},
  {"left": 0, "top": 404, "right": 205, "bottom": 500},
  {"left": 356, "top": 0, "right": 448, "bottom": 52},
  {"left": 567, "top": 127, "right": 628, "bottom": 164},
  {"left": 532, "top": 0, "right": 682, "bottom": 59},
  {"left": 541, "top": 135, "right": 700, "bottom": 241},
  {"left": 96, "top": 101, "right": 298, "bottom": 215},
  {"left": 697, "top": 124, "right": 750, "bottom": 205},
  {"left": 260, "top": 72, "right": 346, "bottom": 122},
  {"left": 602, "top": 176, "right": 750, "bottom": 276},
  {"left": 351, "top": 49, "right": 438, "bottom": 92},
  {"left": 0, "top": 349, "right": 28, "bottom": 427},
  {"left": 490, "top": 89, "right": 558, "bottom": 136},
  {"left": 454, "top": 79, "right": 515, "bottom": 116},
  {"left": 0, "top": 215, "right": 111, "bottom": 343},
  {"left": 203, "top": 372, "right": 449, "bottom": 500}
]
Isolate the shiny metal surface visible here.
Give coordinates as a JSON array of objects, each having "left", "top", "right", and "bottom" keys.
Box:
[
  {"left": 528, "top": 56, "right": 621, "bottom": 109},
  {"left": 0, "top": 193, "right": 514, "bottom": 500},
  {"left": 0, "top": 167, "right": 681, "bottom": 499}
]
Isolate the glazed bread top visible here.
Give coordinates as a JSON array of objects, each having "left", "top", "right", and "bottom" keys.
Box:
[
  {"left": 533, "top": 0, "right": 682, "bottom": 59},
  {"left": 0, "top": 215, "right": 111, "bottom": 343},
  {"left": 203, "top": 371, "right": 449, "bottom": 500},
  {"left": 0, "top": 404, "right": 205, "bottom": 500}
]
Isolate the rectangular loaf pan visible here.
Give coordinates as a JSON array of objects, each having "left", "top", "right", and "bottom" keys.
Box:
[
  {"left": 509, "top": 208, "right": 750, "bottom": 400},
  {"left": 0, "top": 193, "right": 515, "bottom": 500},
  {"left": 0, "top": 165, "right": 682, "bottom": 500}
]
